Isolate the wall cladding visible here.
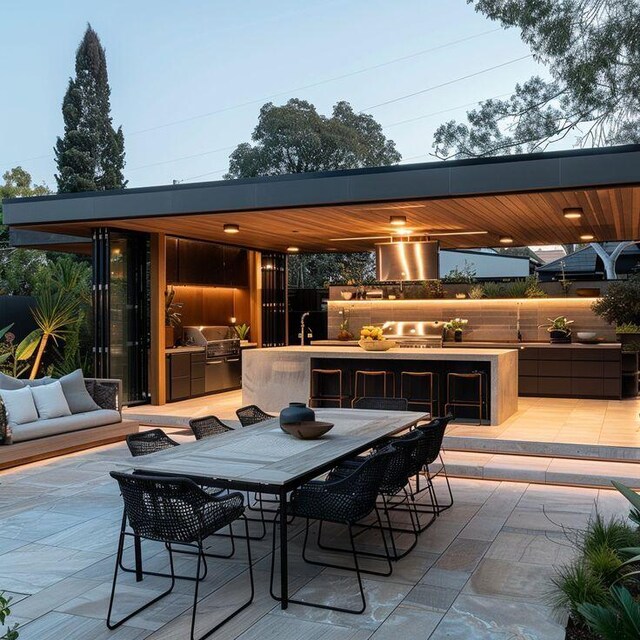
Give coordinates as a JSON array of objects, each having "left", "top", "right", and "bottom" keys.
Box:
[{"left": 327, "top": 299, "right": 616, "bottom": 343}]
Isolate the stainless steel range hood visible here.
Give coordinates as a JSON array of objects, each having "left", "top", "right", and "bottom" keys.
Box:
[{"left": 375, "top": 240, "right": 439, "bottom": 281}]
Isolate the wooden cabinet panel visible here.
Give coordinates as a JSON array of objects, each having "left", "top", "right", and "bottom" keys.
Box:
[
  {"left": 540, "top": 348, "right": 572, "bottom": 360},
  {"left": 538, "top": 377, "right": 572, "bottom": 396},
  {"left": 519, "top": 348, "right": 539, "bottom": 360},
  {"left": 518, "top": 376, "right": 538, "bottom": 395},
  {"left": 519, "top": 360, "right": 538, "bottom": 376},
  {"left": 571, "top": 378, "right": 603, "bottom": 397},
  {"left": 603, "top": 361, "right": 621, "bottom": 379},
  {"left": 223, "top": 246, "right": 249, "bottom": 287},
  {"left": 171, "top": 353, "right": 191, "bottom": 377},
  {"left": 539, "top": 360, "right": 571, "bottom": 377},
  {"left": 166, "top": 237, "right": 178, "bottom": 284},
  {"left": 572, "top": 349, "right": 604, "bottom": 361},
  {"left": 603, "top": 378, "right": 622, "bottom": 398},
  {"left": 571, "top": 361, "right": 603, "bottom": 378}
]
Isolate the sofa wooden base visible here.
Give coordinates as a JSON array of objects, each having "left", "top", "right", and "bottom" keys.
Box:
[{"left": 0, "top": 419, "right": 139, "bottom": 470}]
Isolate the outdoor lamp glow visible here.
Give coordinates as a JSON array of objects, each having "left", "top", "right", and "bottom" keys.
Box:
[
  {"left": 563, "top": 207, "right": 582, "bottom": 219},
  {"left": 389, "top": 215, "right": 407, "bottom": 226},
  {"left": 223, "top": 223, "right": 240, "bottom": 233}
]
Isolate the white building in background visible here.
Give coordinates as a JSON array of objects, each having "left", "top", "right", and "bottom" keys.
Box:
[{"left": 440, "top": 249, "right": 533, "bottom": 279}]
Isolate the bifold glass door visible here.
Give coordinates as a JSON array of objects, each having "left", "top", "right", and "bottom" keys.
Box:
[{"left": 93, "top": 229, "right": 150, "bottom": 405}]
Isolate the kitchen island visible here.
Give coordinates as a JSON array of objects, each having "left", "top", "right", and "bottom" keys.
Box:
[{"left": 242, "top": 346, "right": 518, "bottom": 425}]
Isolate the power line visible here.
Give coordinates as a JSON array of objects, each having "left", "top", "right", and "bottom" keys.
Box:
[
  {"left": 127, "top": 28, "right": 502, "bottom": 136},
  {"left": 364, "top": 54, "right": 532, "bottom": 111},
  {"left": 1, "top": 28, "right": 503, "bottom": 168}
]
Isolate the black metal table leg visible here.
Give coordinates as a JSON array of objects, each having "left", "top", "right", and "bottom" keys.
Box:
[
  {"left": 134, "top": 535, "right": 143, "bottom": 582},
  {"left": 279, "top": 487, "right": 289, "bottom": 609}
]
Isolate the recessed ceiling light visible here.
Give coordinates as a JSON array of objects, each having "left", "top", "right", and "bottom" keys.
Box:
[
  {"left": 580, "top": 234, "right": 594, "bottom": 241},
  {"left": 395, "top": 228, "right": 414, "bottom": 235},
  {"left": 499, "top": 236, "right": 514, "bottom": 244},
  {"left": 223, "top": 223, "right": 240, "bottom": 234},
  {"left": 389, "top": 215, "right": 407, "bottom": 226},
  {"left": 563, "top": 207, "right": 583, "bottom": 220},
  {"left": 287, "top": 246, "right": 299, "bottom": 253}
]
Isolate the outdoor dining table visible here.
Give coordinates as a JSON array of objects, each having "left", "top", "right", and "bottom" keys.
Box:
[{"left": 129, "top": 408, "right": 429, "bottom": 609}]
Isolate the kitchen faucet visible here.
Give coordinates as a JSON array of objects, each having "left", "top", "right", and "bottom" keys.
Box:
[{"left": 301, "top": 312, "right": 310, "bottom": 346}]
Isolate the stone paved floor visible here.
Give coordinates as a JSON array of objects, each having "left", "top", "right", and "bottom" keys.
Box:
[{"left": 0, "top": 431, "right": 631, "bottom": 640}]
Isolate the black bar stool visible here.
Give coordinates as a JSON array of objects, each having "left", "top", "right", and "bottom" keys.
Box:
[
  {"left": 309, "top": 369, "right": 349, "bottom": 408},
  {"left": 445, "top": 371, "right": 487, "bottom": 425},
  {"left": 400, "top": 371, "right": 439, "bottom": 417},
  {"left": 353, "top": 370, "right": 395, "bottom": 406}
]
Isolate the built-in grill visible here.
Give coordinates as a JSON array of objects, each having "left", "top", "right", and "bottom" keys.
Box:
[
  {"left": 183, "top": 326, "right": 240, "bottom": 360},
  {"left": 183, "top": 326, "right": 241, "bottom": 393},
  {"left": 381, "top": 321, "right": 445, "bottom": 348}
]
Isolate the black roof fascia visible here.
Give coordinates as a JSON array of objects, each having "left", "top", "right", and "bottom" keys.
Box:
[{"left": 4, "top": 144, "right": 640, "bottom": 227}]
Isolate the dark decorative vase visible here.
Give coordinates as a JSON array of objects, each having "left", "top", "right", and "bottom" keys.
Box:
[
  {"left": 280, "top": 402, "right": 315, "bottom": 430},
  {"left": 549, "top": 330, "right": 571, "bottom": 344},
  {"left": 454, "top": 329, "right": 463, "bottom": 342}
]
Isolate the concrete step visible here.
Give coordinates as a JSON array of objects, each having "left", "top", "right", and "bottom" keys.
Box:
[
  {"left": 443, "top": 434, "right": 640, "bottom": 463},
  {"left": 439, "top": 449, "right": 640, "bottom": 489}
]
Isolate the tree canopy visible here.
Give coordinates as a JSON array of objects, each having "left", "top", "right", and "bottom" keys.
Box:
[
  {"left": 0, "top": 167, "right": 51, "bottom": 295},
  {"left": 55, "top": 24, "right": 126, "bottom": 192},
  {"left": 226, "top": 99, "right": 401, "bottom": 178},
  {"left": 433, "top": 0, "right": 640, "bottom": 158}
]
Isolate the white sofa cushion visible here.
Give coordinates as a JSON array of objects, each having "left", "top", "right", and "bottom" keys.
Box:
[
  {"left": 31, "top": 381, "right": 72, "bottom": 420},
  {"left": 10, "top": 409, "right": 122, "bottom": 443},
  {"left": 59, "top": 369, "right": 100, "bottom": 414},
  {"left": 0, "top": 387, "right": 39, "bottom": 425}
]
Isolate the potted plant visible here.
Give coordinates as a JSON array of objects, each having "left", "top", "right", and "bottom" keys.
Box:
[
  {"left": 541, "top": 316, "right": 574, "bottom": 343},
  {"left": 233, "top": 323, "right": 250, "bottom": 341},
  {"left": 444, "top": 318, "right": 468, "bottom": 342},
  {"left": 164, "top": 286, "right": 183, "bottom": 348},
  {"left": 592, "top": 274, "right": 640, "bottom": 350},
  {"left": 337, "top": 308, "right": 354, "bottom": 341}
]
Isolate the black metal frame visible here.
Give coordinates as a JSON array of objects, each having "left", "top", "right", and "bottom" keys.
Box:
[
  {"left": 261, "top": 252, "right": 287, "bottom": 347},
  {"left": 131, "top": 414, "right": 426, "bottom": 610},
  {"left": 107, "top": 474, "right": 254, "bottom": 640}
]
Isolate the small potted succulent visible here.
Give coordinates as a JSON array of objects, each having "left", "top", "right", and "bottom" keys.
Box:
[
  {"left": 444, "top": 318, "right": 468, "bottom": 342},
  {"left": 542, "top": 316, "right": 574, "bottom": 344}
]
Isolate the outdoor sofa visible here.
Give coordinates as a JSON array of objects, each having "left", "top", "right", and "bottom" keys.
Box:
[{"left": 0, "top": 369, "right": 139, "bottom": 469}]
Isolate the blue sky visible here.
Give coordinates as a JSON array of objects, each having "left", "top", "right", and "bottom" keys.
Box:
[{"left": 1, "top": 0, "right": 551, "bottom": 189}]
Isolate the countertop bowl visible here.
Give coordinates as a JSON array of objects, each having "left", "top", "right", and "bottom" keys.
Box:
[
  {"left": 280, "top": 421, "right": 334, "bottom": 440},
  {"left": 576, "top": 331, "right": 597, "bottom": 342},
  {"left": 358, "top": 339, "right": 397, "bottom": 351}
]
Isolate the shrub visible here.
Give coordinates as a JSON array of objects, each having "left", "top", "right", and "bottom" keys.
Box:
[{"left": 592, "top": 274, "right": 640, "bottom": 327}]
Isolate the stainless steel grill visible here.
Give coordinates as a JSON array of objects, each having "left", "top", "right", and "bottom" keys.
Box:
[
  {"left": 381, "top": 321, "right": 445, "bottom": 348},
  {"left": 183, "top": 326, "right": 240, "bottom": 359}
]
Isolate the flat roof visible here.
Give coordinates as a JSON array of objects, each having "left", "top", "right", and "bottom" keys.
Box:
[{"left": 4, "top": 144, "right": 640, "bottom": 252}]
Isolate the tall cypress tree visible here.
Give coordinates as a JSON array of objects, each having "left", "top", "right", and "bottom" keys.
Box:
[{"left": 55, "top": 24, "right": 126, "bottom": 192}]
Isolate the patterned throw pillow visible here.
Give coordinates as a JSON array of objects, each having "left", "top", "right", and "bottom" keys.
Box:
[{"left": 0, "top": 397, "right": 11, "bottom": 445}]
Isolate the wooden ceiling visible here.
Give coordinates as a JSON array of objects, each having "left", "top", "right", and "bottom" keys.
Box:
[{"left": 16, "top": 186, "right": 640, "bottom": 252}]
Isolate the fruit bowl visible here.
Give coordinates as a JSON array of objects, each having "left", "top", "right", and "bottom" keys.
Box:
[
  {"left": 280, "top": 421, "right": 334, "bottom": 440},
  {"left": 358, "top": 339, "right": 397, "bottom": 351}
]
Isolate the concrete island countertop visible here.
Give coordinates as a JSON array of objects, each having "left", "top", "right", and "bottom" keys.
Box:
[
  {"left": 312, "top": 340, "right": 621, "bottom": 350},
  {"left": 242, "top": 345, "right": 519, "bottom": 425}
]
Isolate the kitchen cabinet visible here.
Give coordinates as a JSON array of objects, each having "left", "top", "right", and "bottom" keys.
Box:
[
  {"left": 166, "top": 350, "right": 207, "bottom": 402},
  {"left": 166, "top": 238, "right": 248, "bottom": 287},
  {"left": 518, "top": 346, "right": 621, "bottom": 400}
]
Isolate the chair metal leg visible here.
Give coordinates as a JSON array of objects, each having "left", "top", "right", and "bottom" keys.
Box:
[
  {"left": 188, "top": 516, "right": 255, "bottom": 640},
  {"left": 107, "top": 528, "right": 176, "bottom": 630}
]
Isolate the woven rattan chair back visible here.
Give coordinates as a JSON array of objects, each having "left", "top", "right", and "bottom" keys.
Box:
[
  {"left": 380, "top": 430, "right": 425, "bottom": 493},
  {"left": 126, "top": 429, "right": 180, "bottom": 457},
  {"left": 352, "top": 397, "right": 409, "bottom": 411},
  {"left": 189, "top": 415, "right": 233, "bottom": 440},
  {"left": 236, "top": 405, "right": 275, "bottom": 427},
  {"left": 110, "top": 472, "right": 212, "bottom": 544},
  {"left": 414, "top": 414, "right": 454, "bottom": 465}
]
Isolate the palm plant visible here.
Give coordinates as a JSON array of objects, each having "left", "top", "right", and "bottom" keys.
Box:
[
  {"left": 29, "top": 289, "right": 80, "bottom": 379},
  {"left": 579, "top": 586, "right": 640, "bottom": 640}
]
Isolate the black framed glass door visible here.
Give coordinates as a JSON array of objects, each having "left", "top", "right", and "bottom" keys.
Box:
[{"left": 93, "top": 228, "right": 150, "bottom": 405}]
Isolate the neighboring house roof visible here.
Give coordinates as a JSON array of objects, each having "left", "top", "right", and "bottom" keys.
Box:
[
  {"left": 537, "top": 242, "right": 640, "bottom": 273},
  {"left": 534, "top": 249, "right": 567, "bottom": 264}
]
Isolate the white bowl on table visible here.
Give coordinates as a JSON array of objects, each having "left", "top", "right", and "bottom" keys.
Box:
[{"left": 576, "top": 331, "right": 597, "bottom": 342}]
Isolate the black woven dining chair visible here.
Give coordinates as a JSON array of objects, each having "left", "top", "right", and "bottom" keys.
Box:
[
  {"left": 352, "top": 397, "right": 409, "bottom": 411},
  {"left": 320, "top": 430, "right": 426, "bottom": 559},
  {"left": 189, "top": 415, "right": 234, "bottom": 440},
  {"left": 269, "top": 447, "right": 394, "bottom": 614},
  {"left": 126, "top": 428, "right": 179, "bottom": 457},
  {"left": 107, "top": 472, "right": 254, "bottom": 640},
  {"left": 411, "top": 414, "right": 455, "bottom": 516},
  {"left": 235, "top": 404, "right": 275, "bottom": 427}
]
